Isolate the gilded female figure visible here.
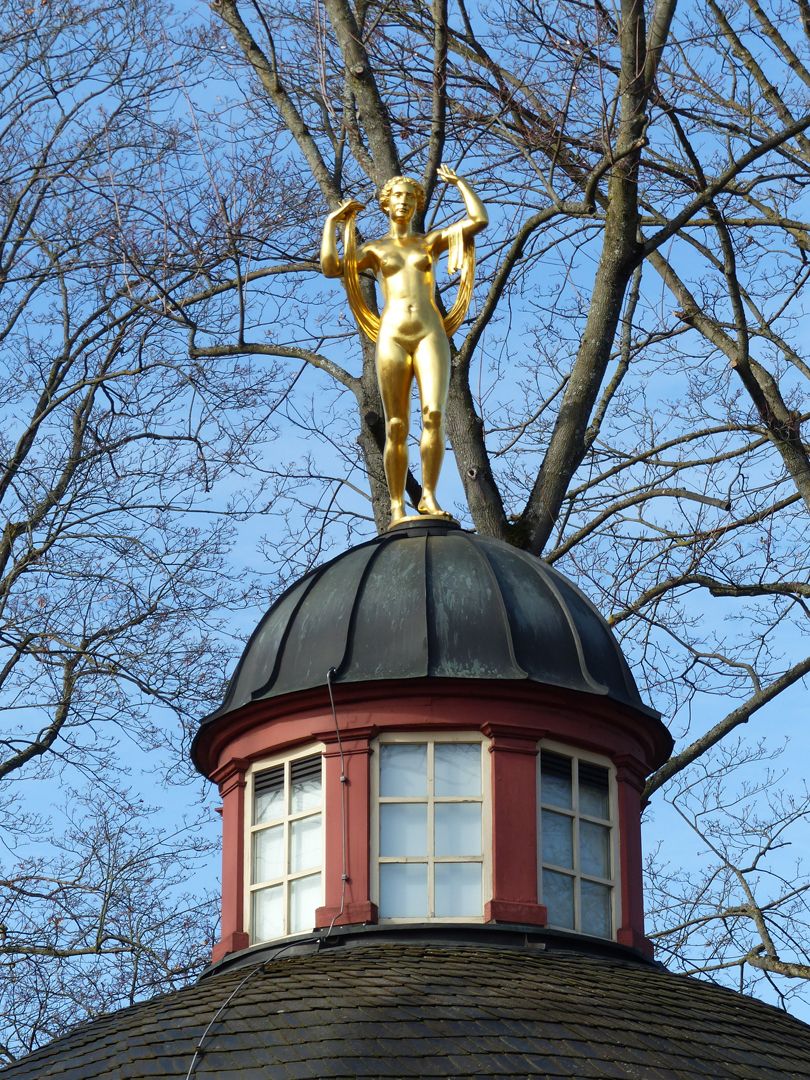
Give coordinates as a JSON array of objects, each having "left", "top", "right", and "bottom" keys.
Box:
[{"left": 320, "top": 165, "right": 488, "bottom": 528}]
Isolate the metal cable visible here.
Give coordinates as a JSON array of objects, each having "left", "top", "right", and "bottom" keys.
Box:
[
  {"left": 187, "top": 667, "right": 351, "bottom": 1075},
  {"left": 184, "top": 939, "right": 304, "bottom": 1078},
  {"left": 325, "top": 667, "right": 349, "bottom": 937}
]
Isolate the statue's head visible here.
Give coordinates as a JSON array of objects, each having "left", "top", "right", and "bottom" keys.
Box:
[{"left": 378, "top": 176, "right": 426, "bottom": 216}]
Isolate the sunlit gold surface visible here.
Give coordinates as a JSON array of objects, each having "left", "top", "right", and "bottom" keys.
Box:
[
  {"left": 387, "top": 511, "right": 460, "bottom": 528},
  {"left": 321, "top": 165, "right": 488, "bottom": 529}
]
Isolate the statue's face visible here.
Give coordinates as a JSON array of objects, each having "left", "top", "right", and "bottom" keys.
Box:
[{"left": 388, "top": 183, "right": 418, "bottom": 223}]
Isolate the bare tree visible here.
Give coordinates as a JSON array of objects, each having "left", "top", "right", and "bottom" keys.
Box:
[
  {"left": 646, "top": 741, "right": 810, "bottom": 1009},
  {"left": 1, "top": 0, "right": 808, "bottom": 1048},
  {"left": 0, "top": 0, "right": 295, "bottom": 777},
  {"left": 0, "top": 0, "right": 289, "bottom": 1057},
  {"left": 0, "top": 792, "right": 218, "bottom": 1064},
  {"left": 195, "top": 0, "right": 810, "bottom": 1005}
]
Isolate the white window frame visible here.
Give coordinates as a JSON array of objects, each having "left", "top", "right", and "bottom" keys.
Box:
[
  {"left": 371, "top": 731, "right": 491, "bottom": 923},
  {"left": 245, "top": 742, "right": 325, "bottom": 943},
  {"left": 537, "top": 740, "right": 620, "bottom": 939}
]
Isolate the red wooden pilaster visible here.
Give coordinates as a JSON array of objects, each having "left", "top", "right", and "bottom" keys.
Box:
[
  {"left": 315, "top": 726, "right": 378, "bottom": 928},
  {"left": 614, "top": 755, "right": 653, "bottom": 957},
  {"left": 483, "top": 724, "right": 547, "bottom": 927},
  {"left": 210, "top": 757, "right": 250, "bottom": 962}
]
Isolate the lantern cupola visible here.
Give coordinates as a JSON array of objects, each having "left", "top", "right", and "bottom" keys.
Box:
[{"left": 192, "top": 519, "right": 672, "bottom": 962}]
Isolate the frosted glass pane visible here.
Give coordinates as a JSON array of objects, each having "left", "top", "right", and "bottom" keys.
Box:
[
  {"left": 254, "top": 778, "right": 284, "bottom": 824},
  {"left": 435, "top": 744, "right": 481, "bottom": 796},
  {"left": 579, "top": 762, "right": 610, "bottom": 819},
  {"left": 252, "top": 884, "right": 283, "bottom": 942},
  {"left": 290, "top": 814, "right": 321, "bottom": 873},
  {"left": 435, "top": 862, "right": 481, "bottom": 917},
  {"left": 580, "top": 821, "right": 610, "bottom": 879},
  {"left": 290, "top": 759, "right": 321, "bottom": 814},
  {"left": 542, "top": 810, "right": 573, "bottom": 869},
  {"left": 541, "top": 753, "right": 572, "bottom": 809},
  {"left": 543, "top": 870, "right": 574, "bottom": 929},
  {"left": 290, "top": 872, "right": 321, "bottom": 934},
  {"left": 380, "top": 744, "right": 427, "bottom": 797},
  {"left": 252, "top": 824, "right": 284, "bottom": 883},
  {"left": 581, "top": 880, "right": 612, "bottom": 937},
  {"left": 379, "top": 863, "right": 427, "bottom": 917},
  {"left": 435, "top": 803, "right": 481, "bottom": 856},
  {"left": 380, "top": 803, "right": 427, "bottom": 856}
]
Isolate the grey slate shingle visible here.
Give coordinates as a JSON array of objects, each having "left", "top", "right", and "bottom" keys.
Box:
[{"left": 3, "top": 941, "right": 809, "bottom": 1079}]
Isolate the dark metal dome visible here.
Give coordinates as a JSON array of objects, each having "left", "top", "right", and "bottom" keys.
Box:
[{"left": 204, "top": 520, "right": 657, "bottom": 724}]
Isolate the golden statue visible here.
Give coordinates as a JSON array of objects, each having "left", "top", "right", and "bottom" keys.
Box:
[{"left": 320, "top": 165, "right": 488, "bottom": 528}]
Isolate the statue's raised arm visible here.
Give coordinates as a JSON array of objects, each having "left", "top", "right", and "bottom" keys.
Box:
[
  {"left": 430, "top": 164, "right": 487, "bottom": 335},
  {"left": 320, "top": 167, "right": 488, "bottom": 529}
]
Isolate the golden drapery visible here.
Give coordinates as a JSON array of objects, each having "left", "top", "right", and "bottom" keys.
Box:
[{"left": 342, "top": 214, "right": 475, "bottom": 343}]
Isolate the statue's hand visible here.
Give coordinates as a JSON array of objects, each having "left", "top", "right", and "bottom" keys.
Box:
[
  {"left": 437, "top": 163, "right": 460, "bottom": 186},
  {"left": 329, "top": 198, "right": 364, "bottom": 223}
]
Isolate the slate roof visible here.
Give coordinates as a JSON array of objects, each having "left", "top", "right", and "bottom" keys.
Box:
[
  {"left": 197, "top": 520, "right": 661, "bottom": 749},
  {"left": 4, "top": 937, "right": 810, "bottom": 1078}
]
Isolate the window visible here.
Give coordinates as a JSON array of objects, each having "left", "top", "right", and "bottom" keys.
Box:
[
  {"left": 248, "top": 752, "right": 322, "bottom": 942},
  {"left": 374, "top": 736, "right": 487, "bottom": 921},
  {"left": 538, "top": 748, "right": 615, "bottom": 938}
]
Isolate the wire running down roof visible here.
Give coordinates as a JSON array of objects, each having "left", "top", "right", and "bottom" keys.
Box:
[{"left": 5, "top": 934, "right": 810, "bottom": 1078}]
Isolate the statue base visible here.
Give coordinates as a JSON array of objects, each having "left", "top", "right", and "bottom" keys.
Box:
[{"left": 387, "top": 513, "right": 461, "bottom": 532}]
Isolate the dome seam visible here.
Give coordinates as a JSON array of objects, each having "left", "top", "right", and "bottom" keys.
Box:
[{"left": 508, "top": 544, "right": 610, "bottom": 697}]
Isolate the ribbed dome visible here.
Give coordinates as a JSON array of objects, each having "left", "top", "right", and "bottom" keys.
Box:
[{"left": 203, "top": 520, "right": 656, "bottom": 725}]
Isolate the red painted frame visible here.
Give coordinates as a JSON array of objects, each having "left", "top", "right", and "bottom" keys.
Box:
[{"left": 198, "top": 679, "right": 671, "bottom": 962}]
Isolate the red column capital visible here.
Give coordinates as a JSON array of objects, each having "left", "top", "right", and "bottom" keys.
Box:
[
  {"left": 482, "top": 722, "right": 547, "bottom": 749},
  {"left": 210, "top": 756, "right": 250, "bottom": 796},
  {"left": 614, "top": 753, "right": 647, "bottom": 792}
]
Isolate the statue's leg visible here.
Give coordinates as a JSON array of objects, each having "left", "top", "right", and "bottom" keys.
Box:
[
  {"left": 376, "top": 335, "right": 413, "bottom": 526},
  {"left": 413, "top": 331, "right": 451, "bottom": 517}
]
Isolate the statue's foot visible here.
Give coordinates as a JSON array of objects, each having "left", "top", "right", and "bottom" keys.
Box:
[
  {"left": 417, "top": 493, "right": 452, "bottom": 518},
  {"left": 389, "top": 501, "right": 407, "bottom": 527}
]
